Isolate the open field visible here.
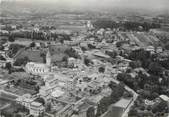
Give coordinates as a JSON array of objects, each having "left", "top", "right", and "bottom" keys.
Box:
[
  {"left": 134, "top": 33, "right": 152, "bottom": 46},
  {"left": 126, "top": 33, "right": 145, "bottom": 47},
  {"left": 14, "top": 49, "right": 44, "bottom": 63},
  {"left": 122, "top": 32, "right": 161, "bottom": 47}
]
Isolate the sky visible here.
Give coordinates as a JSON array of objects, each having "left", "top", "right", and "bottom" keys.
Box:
[{"left": 1, "top": 0, "right": 169, "bottom": 11}]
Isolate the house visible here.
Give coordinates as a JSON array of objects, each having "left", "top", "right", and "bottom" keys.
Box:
[
  {"left": 113, "top": 98, "right": 133, "bottom": 111},
  {"left": 156, "top": 46, "right": 163, "bottom": 53},
  {"left": 16, "top": 94, "right": 33, "bottom": 108},
  {"left": 159, "top": 95, "right": 169, "bottom": 103},
  {"left": 40, "top": 73, "right": 77, "bottom": 98},
  {"left": 0, "top": 60, "right": 7, "bottom": 68},
  {"left": 146, "top": 46, "right": 155, "bottom": 54},
  {"left": 16, "top": 94, "right": 45, "bottom": 117},
  {"left": 39, "top": 85, "right": 58, "bottom": 98},
  {"left": 29, "top": 101, "right": 45, "bottom": 117}
]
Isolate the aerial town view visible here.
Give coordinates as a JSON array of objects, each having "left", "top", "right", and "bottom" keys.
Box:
[{"left": 0, "top": 0, "right": 169, "bottom": 117}]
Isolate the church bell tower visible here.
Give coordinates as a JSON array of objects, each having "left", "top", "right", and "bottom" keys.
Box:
[{"left": 46, "top": 49, "right": 51, "bottom": 66}]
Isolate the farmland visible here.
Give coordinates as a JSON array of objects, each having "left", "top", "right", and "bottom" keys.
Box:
[{"left": 120, "top": 32, "right": 161, "bottom": 48}]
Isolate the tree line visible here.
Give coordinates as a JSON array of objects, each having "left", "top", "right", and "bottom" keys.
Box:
[{"left": 93, "top": 20, "right": 161, "bottom": 31}]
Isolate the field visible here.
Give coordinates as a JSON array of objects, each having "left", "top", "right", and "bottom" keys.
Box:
[
  {"left": 10, "top": 38, "right": 33, "bottom": 46},
  {"left": 14, "top": 49, "right": 44, "bottom": 63},
  {"left": 134, "top": 33, "right": 153, "bottom": 46},
  {"left": 126, "top": 33, "right": 145, "bottom": 47},
  {"left": 121, "top": 32, "right": 161, "bottom": 47}
]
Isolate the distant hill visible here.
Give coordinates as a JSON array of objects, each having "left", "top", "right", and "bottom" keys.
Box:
[{"left": 1, "top": 0, "right": 169, "bottom": 17}]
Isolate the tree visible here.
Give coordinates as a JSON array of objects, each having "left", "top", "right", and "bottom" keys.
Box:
[
  {"left": 152, "top": 101, "right": 168, "bottom": 114},
  {"left": 15, "top": 114, "right": 22, "bottom": 117},
  {"left": 64, "top": 48, "right": 80, "bottom": 59},
  {"left": 116, "top": 41, "right": 128, "bottom": 47},
  {"left": 117, "top": 73, "right": 127, "bottom": 81},
  {"left": 148, "top": 62, "right": 163, "bottom": 76},
  {"left": 123, "top": 91, "right": 133, "bottom": 98},
  {"left": 35, "top": 97, "right": 45, "bottom": 105},
  {"left": 0, "top": 45, "right": 4, "bottom": 50},
  {"left": 0, "top": 55, "right": 6, "bottom": 61},
  {"left": 96, "top": 104, "right": 102, "bottom": 117},
  {"left": 88, "top": 44, "right": 96, "bottom": 49},
  {"left": 84, "top": 58, "right": 93, "bottom": 66},
  {"left": 81, "top": 46, "right": 87, "bottom": 51},
  {"left": 98, "top": 67, "right": 105, "bottom": 73},
  {"left": 96, "top": 96, "right": 112, "bottom": 117},
  {"left": 93, "top": 20, "right": 118, "bottom": 29},
  {"left": 129, "top": 60, "right": 142, "bottom": 69},
  {"left": 87, "top": 107, "right": 95, "bottom": 117},
  {"left": 105, "top": 51, "right": 117, "bottom": 58},
  {"left": 46, "top": 102, "right": 51, "bottom": 112},
  {"left": 5, "top": 62, "right": 12, "bottom": 74},
  {"left": 165, "top": 42, "right": 169, "bottom": 50},
  {"left": 129, "top": 49, "right": 151, "bottom": 62},
  {"left": 40, "top": 52, "right": 46, "bottom": 63},
  {"left": 14, "top": 57, "right": 29, "bottom": 66},
  {"left": 29, "top": 42, "right": 36, "bottom": 48},
  {"left": 1, "top": 110, "right": 13, "bottom": 117},
  {"left": 109, "top": 82, "right": 125, "bottom": 103},
  {"left": 116, "top": 83, "right": 125, "bottom": 97},
  {"left": 62, "top": 56, "right": 68, "bottom": 63},
  {"left": 8, "top": 44, "right": 25, "bottom": 58},
  {"left": 128, "top": 107, "right": 138, "bottom": 117},
  {"left": 8, "top": 35, "right": 15, "bottom": 42}
]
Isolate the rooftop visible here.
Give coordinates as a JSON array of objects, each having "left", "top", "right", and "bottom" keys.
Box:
[
  {"left": 51, "top": 88, "right": 65, "bottom": 98},
  {"left": 159, "top": 95, "right": 169, "bottom": 102},
  {"left": 31, "top": 101, "right": 43, "bottom": 107},
  {"left": 114, "top": 98, "right": 132, "bottom": 109},
  {"left": 92, "top": 50, "right": 110, "bottom": 59}
]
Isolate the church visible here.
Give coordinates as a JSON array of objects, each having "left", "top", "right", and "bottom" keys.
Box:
[{"left": 25, "top": 49, "right": 52, "bottom": 75}]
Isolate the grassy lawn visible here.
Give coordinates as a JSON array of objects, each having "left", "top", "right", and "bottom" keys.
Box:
[{"left": 15, "top": 49, "right": 44, "bottom": 63}]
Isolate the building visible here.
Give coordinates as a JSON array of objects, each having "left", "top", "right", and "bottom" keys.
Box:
[
  {"left": 56, "top": 104, "right": 74, "bottom": 117},
  {"left": 16, "top": 94, "right": 45, "bottom": 117},
  {"left": 72, "top": 99, "right": 96, "bottom": 117},
  {"left": 86, "top": 20, "right": 94, "bottom": 30},
  {"left": 46, "top": 49, "right": 52, "bottom": 66},
  {"left": 0, "top": 60, "right": 7, "bottom": 68},
  {"left": 156, "top": 46, "right": 163, "bottom": 53},
  {"left": 67, "top": 58, "right": 83, "bottom": 68},
  {"left": 39, "top": 85, "right": 59, "bottom": 98},
  {"left": 0, "top": 50, "right": 6, "bottom": 54},
  {"left": 159, "top": 95, "right": 169, "bottom": 103},
  {"left": 25, "top": 62, "right": 51, "bottom": 75},
  {"left": 84, "top": 49, "right": 110, "bottom": 62},
  {"left": 29, "top": 102, "right": 45, "bottom": 117},
  {"left": 39, "top": 73, "right": 77, "bottom": 98},
  {"left": 51, "top": 88, "right": 65, "bottom": 98},
  {"left": 52, "top": 74, "right": 77, "bottom": 91},
  {"left": 25, "top": 49, "right": 51, "bottom": 75},
  {"left": 146, "top": 46, "right": 155, "bottom": 54}
]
